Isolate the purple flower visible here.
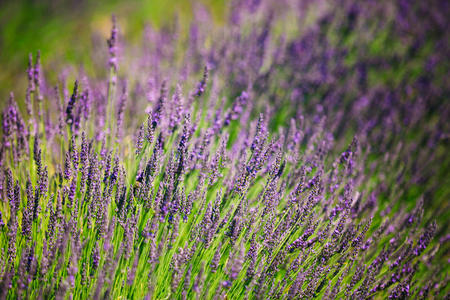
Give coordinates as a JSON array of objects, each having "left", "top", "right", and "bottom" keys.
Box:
[
  {"left": 413, "top": 221, "right": 437, "bottom": 256},
  {"left": 33, "top": 50, "right": 41, "bottom": 91},
  {"left": 27, "top": 53, "right": 35, "bottom": 92},
  {"left": 135, "top": 124, "right": 145, "bottom": 155},
  {"left": 195, "top": 66, "right": 209, "bottom": 97},
  {"left": 152, "top": 81, "right": 167, "bottom": 130},
  {"left": 107, "top": 15, "right": 118, "bottom": 72},
  {"left": 116, "top": 82, "right": 128, "bottom": 141},
  {"left": 223, "top": 91, "right": 249, "bottom": 127},
  {"left": 91, "top": 242, "right": 100, "bottom": 273},
  {"left": 229, "top": 243, "right": 244, "bottom": 281},
  {"left": 169, "top": 84, "right": 184, "bottom": 131},
  {"left": 210, "top": 243, "right": 222, "bottom": 273},
  {"left": 63, "top": 151, "right": 71, "bottom": 180},
  {"left": 66, "top": 80, "right": 79, "bottom": 127}
]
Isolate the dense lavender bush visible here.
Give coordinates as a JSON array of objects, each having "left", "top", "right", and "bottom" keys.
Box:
[{"left": 0, "top": 0, "right": 449, "bottom": 299}]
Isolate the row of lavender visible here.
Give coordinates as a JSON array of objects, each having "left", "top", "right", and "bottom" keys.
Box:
[{"left": 0, "top": 0, "right": 449, "bottom": 299}]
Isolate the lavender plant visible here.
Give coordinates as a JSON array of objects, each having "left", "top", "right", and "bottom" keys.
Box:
[{"left": 0, "top": 0, "right": 449, "bottom": 299}]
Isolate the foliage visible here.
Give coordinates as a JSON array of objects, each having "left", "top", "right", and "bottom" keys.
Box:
[{"left": 0, "top": 0, "right": 449, "bottom": 299}]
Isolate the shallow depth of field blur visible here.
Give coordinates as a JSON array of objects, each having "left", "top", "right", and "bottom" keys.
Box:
[
  {"left": 0, "top": 0, "right": 226, "bottom": 100},
  {"left": 0, "top": 0, "right": 449, "bottom": 299}
]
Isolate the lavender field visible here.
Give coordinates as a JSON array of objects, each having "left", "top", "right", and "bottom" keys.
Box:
[{"left": 0, "top": 0, "right": 449, "bottom": 299}]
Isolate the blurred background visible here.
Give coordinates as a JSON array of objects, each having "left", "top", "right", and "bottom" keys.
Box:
[
  {"left": 0, "top": 0, "right": 226, "bottom": 101},
  {"left": 1, "top": 0, "right": 448, "bottom": 103}
]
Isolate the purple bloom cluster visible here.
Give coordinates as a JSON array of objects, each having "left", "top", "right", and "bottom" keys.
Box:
[{"left": 0, "top": 0, "right": 449, "bottom": 299}]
